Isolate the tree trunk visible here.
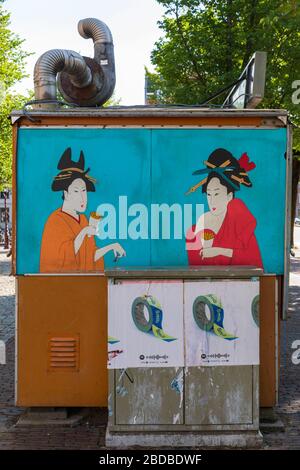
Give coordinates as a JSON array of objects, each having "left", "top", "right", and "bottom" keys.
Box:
[
  {"left": 242, "top": 0, "right": 258, "bottom": 68},
  {"left": 226, "top": 0, "right": 234, "bottom": 74}
]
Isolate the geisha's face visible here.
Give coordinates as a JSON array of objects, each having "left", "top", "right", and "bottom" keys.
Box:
[
  {"left": 64, "top": 178, "right": 87, "bottom": 213},
  {"left": 206, "top": 177, "right": 233, "bottom": 216}
]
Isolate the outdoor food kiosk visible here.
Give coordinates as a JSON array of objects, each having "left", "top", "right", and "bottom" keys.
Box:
[{"left": 10, "top": 107, "right": 291, "bottom": 446}]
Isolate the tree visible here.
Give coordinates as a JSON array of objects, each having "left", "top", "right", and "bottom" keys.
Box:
[
  {"left": 148, "top": 0, "right": 300, "bottom": 246},
  {"left": 0, "top": 0, "right": 31, "bottom": 189},
  {"left": 149, "top": 0, "right": 300, "bottom": 112},
  {"left": 0, "top": 93, "right": 33, "bottom": 188}
]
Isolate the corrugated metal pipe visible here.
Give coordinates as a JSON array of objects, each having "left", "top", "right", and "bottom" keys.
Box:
[{"left": 33, "top": 18, "right": 115, "bottom": 109}]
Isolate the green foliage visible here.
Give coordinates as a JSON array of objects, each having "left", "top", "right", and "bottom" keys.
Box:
[
  {"left": 0, "top": 2, "right": 29, "bottom": 89},
  {"left": 103, "top": 94, "right": 122, "bottom": 107},
  {"left": 293, "top": 127, "right": 300, "bottom": 154},
  {"left": 149, "top": 0, "right": 300, "bottom": 125},
  {"left": 0, "top": 92, "right": 33, "bottom": 190},
  {"left": 0, "top": 0, "right": 32, "bottom": 189}
]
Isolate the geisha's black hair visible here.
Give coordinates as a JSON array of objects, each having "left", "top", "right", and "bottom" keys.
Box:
[
  {"left": 52, "top": 147, "right": 96, "bottom": 194},
  {"left": 202, "top": 148, "right": 252, "bottom": 195}
]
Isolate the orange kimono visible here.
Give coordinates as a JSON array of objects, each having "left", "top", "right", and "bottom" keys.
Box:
[{"left": 40, "top": 208, "right": 104, "bottom": 273}]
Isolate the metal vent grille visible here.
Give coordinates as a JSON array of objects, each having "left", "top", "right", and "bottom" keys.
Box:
[{"left": 48, "top": 335, "right": 79, "bottom": 371}]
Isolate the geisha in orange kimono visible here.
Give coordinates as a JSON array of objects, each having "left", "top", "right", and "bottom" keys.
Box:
[
  {"left": 185, "top": 148, "right": 263, "bottom": 269},
  {"left": 40, "top": 147, "right": 125, "bottom": 273}
]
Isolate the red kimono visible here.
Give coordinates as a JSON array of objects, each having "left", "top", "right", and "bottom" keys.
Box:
[{"left": 186, "top": 198, "right": 263, "bottom": 268}]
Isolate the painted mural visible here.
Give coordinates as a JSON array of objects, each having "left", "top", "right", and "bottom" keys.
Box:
[
  {"left": 39, "top": 147, "right": 125, "bottom": 273},
  {"left": 185, "top": 148, "right": 263, "bottom": 268},
  {"left": 16, "top": 128, "right": 287, "bottom": 274}
]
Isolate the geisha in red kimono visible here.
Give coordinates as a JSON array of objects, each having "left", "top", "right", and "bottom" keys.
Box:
[{"left": 185, "top": 148, "right": 263, "bottom": 269}]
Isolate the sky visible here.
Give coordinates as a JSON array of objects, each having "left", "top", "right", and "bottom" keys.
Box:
[{"left": 5, "top": 0, "right": 166, "bottom": 104}]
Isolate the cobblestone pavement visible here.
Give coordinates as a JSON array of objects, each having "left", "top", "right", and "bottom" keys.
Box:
[
  {"left": 0, "top": 248, "right": 300, "bottom": 449},
  {"left": 262, "top": 256, "right": 300, "bottom": 450}
]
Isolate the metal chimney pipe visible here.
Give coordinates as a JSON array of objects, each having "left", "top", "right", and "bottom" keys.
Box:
[
  {"left": 76, "top": 18, "right": 116, "bottom": 106},
  {"left": 33, "top": 18, "right": 116, "bottom": 108},
  {"left": 34, "top": 50, "right": 92, "bottom": 109}
]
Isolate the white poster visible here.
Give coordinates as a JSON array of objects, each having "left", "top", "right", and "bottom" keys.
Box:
[
  {"left": 184, "top": 280, "right": 259, "bottom": 367},
  {"left": 108, "top": 280, "right": 184, "bottom": 369}
]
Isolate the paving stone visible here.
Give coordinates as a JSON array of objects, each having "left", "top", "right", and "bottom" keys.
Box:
[{"left": 0, "top": 248, "right": 299, "bottom": 449}]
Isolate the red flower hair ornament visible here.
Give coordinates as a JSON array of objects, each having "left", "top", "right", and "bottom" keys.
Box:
[{"left": 238, "top": 152, "right": 256, "bottom": 172}]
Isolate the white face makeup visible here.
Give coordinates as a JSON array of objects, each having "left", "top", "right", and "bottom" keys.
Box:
[
  {"left": 64, "top": 178, "right": 87, "bottom": 213},
  {"left": 206, "top": 177, "right": 233, "bottom": 216}
]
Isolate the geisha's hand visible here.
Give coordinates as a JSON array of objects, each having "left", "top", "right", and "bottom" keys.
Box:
[
  {"left": 84, "top": 226, "right": 97, "bottom": 237},
  {"left": 94, "top": 242, "right": 126, "bottom": 262},
  {"left": 200, "top": 247, "right": 233, "bottom": 258},
  {"left": 112, "top": 243, "right": 126, "bottom": 259},
  {"left": 200, "top": 247, "right": 220, "bottom": 258}
]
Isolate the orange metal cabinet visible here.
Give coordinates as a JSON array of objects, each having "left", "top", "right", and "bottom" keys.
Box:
[
  {"left": 16, "top": 275, "right": 107, "bottom": 406},
  {"left": 259, "top": 275, "right": 279, "bottom": 407}
]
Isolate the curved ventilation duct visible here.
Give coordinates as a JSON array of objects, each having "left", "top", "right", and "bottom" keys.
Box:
[{"left": 33, "top": 18, "right": 115, "bottom": 108}]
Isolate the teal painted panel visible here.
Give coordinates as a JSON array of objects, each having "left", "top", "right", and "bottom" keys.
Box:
[
  {"left": 151, "top": 128, "right": 287, "bottom": 273},
  {"left": 16, "top": 127, "right": 287, "bottom": 274},
  {"left": 16, "top": 128, "right": 151, "bottom": 273}
]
